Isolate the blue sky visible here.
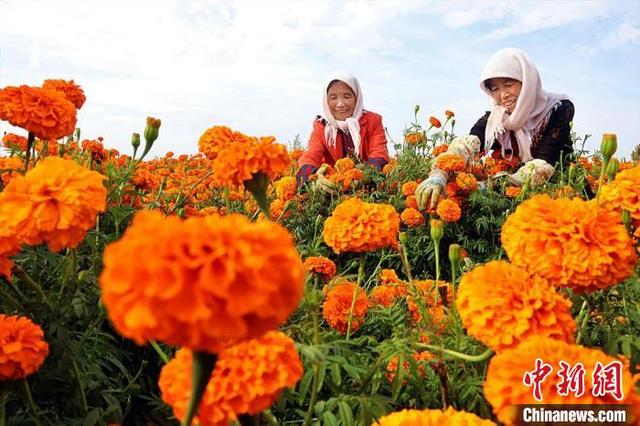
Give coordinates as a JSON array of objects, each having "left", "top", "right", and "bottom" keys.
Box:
[{"left": 1, "top": 0, "right": 639, "bottom": 157}]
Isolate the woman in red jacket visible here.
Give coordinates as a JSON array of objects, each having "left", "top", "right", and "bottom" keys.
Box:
[{"left": 296, "top": 72, "right": 389, "bottom": 191}]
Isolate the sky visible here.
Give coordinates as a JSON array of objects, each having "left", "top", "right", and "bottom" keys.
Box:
[{"left": 1, "top": 0, "right": 639, "bottom": 158}]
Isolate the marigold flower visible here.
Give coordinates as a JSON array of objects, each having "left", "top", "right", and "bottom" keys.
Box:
[
  {"left": 444, "top": 110, "right": 455, "bottom": 119},
  {"left": 405, "top": 195, "right": 419, "bottom": 210},
  {"left": 401, "top": 181, "right": 418, "bottom": 197},
  {"left": 401, "top": 207, "right": 425, "bottom": 228},
  {"left": 330, "top": 167, "right": 364, "bottom": 191},
  {"left": 100, "top": 210, "right": 304, "bottom": 353},
  {"left": 274, "top": 176, "right": 297, "bottom": 201},
  {"left": 373, "top": 407, "right": 496, "bottom": 426},
  {"left": 380, "top": 268, "right": 400, "bottom": 285},
  {"left": 455, "top": 172, "right": 478, "bottom": 192},
  {"left": 504, "top": 186, "right": 521, "bottom": 199},
  {"left": 382, "top": 161, "right": 397, "bottom": 175},
  {"left": 0, "top": 314, "right": 49, "bottom": 381},
  {"left": 212, "top": 136, "right": 289, "bottom": 188},
  {"left": 435, "top": 153, "right": 465, "bottom": 173},
  {"left": 501, "top": 194, "right": 637, "bottom": 293},
  {"left": 323, "top": 198, "right": 400, "bottom": 254},
  {"left": 42, "top": 79, "right": 86, "bottom": 109},
  {"left": 267, "top": 198, "right": 288, "bottom": 219},
  {"left": 428, "top": 116, "right": 442, "bottom": 128},
  {"left": 303, "top": 256, "right": 337, "bottom": 280},
  {"left": 485, "top": 336, "right": 640, "bottom": 425},
  {"left": 369, "top": 285, "right": 400, "bottom": 308},
  {"left": 322, "top": 281, "right": 368, "bottom": 334},
  {"left": 198, "top": 125, "right": 250, "bottom": 161},
  {"left": 432, "top": 144, "right": 449, "bottom": 157},
  {"left": 436, "top": 199, "right": 462, "bottom": 222},
  {"left": 159, "top": 331, "right": 303, "bottom": 426},
  {"left": 0, "top": 157, "right": 106, "bottom": 252},
  {"left": 404, "top": 132, "right": 425, "bottom": 146},
  {"left": 601, "top": 166, "right": 640, "bottom": 223},
  {"left": 406, "top": 280, "right": 451, "bottom": 332},
  {"left": 81, "top": 139, "right": 107, "bottom": 162},
  {"left": 334, "top": 157, "right": 355, "bottom": 173},
  {"left": 0, "top": 156, "right": 23, "bottom": 186},
  {"left": 2, "top": 133, "right": 28, "bottom": 151},
  {"left": 385, "top": 351, "right": 434, "bottom": 384},
  {"left": 0, "top": 85, "right": 77, "bottom": 141},
  {"left": 456, "top": 260, "right": 575, "bottom": 352}
]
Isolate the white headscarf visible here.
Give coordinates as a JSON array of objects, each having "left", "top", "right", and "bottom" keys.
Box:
[
  {"left": 322, "top": 72, "right": 364, "bottom": 155},
  {"left": 480, "top": 48, "right": 569, "bottom": 162}
]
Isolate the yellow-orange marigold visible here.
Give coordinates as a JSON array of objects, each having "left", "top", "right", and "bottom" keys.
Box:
[
  {"left": 334, "top": 157, "right": 355, "bottom": 173},
  {"left": 99, "top": 210, "right": 304, "bottom": 353},
  {"left": 485, "top": 336, "right": 640, "bottom": 425},
  {"left": 0, "top": 85, "right": 77, "bottom": 141},
  {"left": 0, "top": 314, "right": 49, "bottom": 381},
  {"left": 0, "top": 157, "right": 106, "bottom": 251},
  {"left": 373, "top": 407, "right": 496, "bottom": 426},
  {"left": 401, "top": 181, "right": 418, "bottom": 197},
  {"left": 158, "top": 331, "right": 303, "bottom": 426},
  {"left": 456, "top": 260, "right": 576, "bottom": 352},
  {"left": 436, "top": 199, "right": 462, "bottom": 222},
  {"left": 268, "top": 198, "right": 288, "bottom": 219},
  {"left": 322, "top": 281, "right": 368, "bottom": 334},
  {"left": 445, "top": 110, "right": 455, "bottom": 118},
  {"left": 456, "top": 172, "right": 478, "bottom": 192},
  {"left": 505, "top": 186, "right": 521, "bottom": 199},
  {"left": 0, "top": 156, "right": 23, "bottom": 186},
  {"left": 382, "top": 161, "right": 397, "bottom": 175},
  {"left": 303, "top": 256, "right": 337, "bottom": 280},
  {"left": 401, "top": 207, "right": 425, "bottom": 228},
  {"left": 405, "top": 132, "right": 425, "bottom": 146},
  {"left": 501, "top": 194, "right": 637, "bottom": 293},
  {"left": 323, "top": 198, "right": 400, "bottom": 254},
  {"left": 42, "top": 79, "right": 86, "bottom": 109},
  {"left": 198, "top": 125, "right": 249, "bottom": 161},
  {"left": 406, "top": 280, "right": 451, "bottom": 332},
  {"left": 385, "top": 351, "right": 434, "bottom": 384},
  {"left": 405, "top": 195, "right": 419, "bottom": 209},
  {"left": 428, "top": 116, "right": 442, "bottom": 128},
  {"left": 432, "top": 144, "right": 449, "bottom": 157},
  {"left": 2, "top": 133, "right": 28, "bottom": 151},
  {"left": 274, "top": 176, "right": 297, "bottom": 201},
  {"left": 601, "top": 166, "right": 640, "bottom": 222},
  {"left": 369, "top": 285, "right": 401, "bottom": 308},
  {"left": 435, "top": 153, "right": 465, "bottom": 173}
]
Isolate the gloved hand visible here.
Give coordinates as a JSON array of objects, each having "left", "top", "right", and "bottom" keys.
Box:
[
  {"left": 313, "top": 164, "right": 339, "bottom": 194},
  {"left": 416, "top": 169, "right": 447, "bottom": 210},
  {"left": 508, "top": 159, "right": 555, "bottom": 186}
]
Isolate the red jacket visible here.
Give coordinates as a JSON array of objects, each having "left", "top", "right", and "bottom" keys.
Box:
[{"left": 297, "top": 110, "right": 389, "bottom": 168}]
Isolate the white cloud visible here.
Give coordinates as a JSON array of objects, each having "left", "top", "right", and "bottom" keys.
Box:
[{"left": 584, "top": 22, "right": 640, "bottom": 54}]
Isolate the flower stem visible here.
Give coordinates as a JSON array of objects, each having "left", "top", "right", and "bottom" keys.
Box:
[
  {"left": 415, "top": 344, "right": 493, "bottom": 362},
  {"left": 595, "top": 158, "right": 609, "bottom": 203},
  {"left": 72, "top": 357, "right": 88, "bottom": 414},
  {"left": 150, "top": 340, "right": 170, "bottom": 363},
  {"left": 575, "top": 300, "right": 590, "bottom": 345},
  {"left": 303, "top": 363, "right": 321, "bottom": 426},
  {"left": 22, "top": 379, "right": 42, "bottom": 426},
  {"left": 346, "top": 254, "right": 366, "bottom": 340},
  {"left": 24, "top": 132, "right": 34, "bottom": 173},
  {"left": 12, "top": 265, "right": 50, "bottom": 308},
  {"left": 0, "top": 387, "right": 6, "bottom": 426},
  {"left": 182, "top": 352, "right": 217, "bottom": 426}
]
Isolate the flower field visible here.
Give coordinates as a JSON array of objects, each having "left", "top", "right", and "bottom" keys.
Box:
[{"left": 1, "top": 80, "right": 639, "bottom": 426}]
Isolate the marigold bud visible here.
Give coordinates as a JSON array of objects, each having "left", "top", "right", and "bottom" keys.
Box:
[
  {"left": 414, "top": 104, "right": 420, "bottom": 115},
  {"left": 448, "top": 243, "right": 461, "bottom": 266},
  {"left": 131, "top": 133, "right": 140, "bottom": 150},
  {"left": 144, "top": 117, "right": 161, "bottom": 145},
  {"left": 399, "top": 231, "right": 408, "bottom": 247},
  {"left": 607, "top": 157, "right": 619, "bottom": 181},
  {"left": 430, "top": 219, "right": 444, "bottom": 243},
  {"left": 600, "top": 133, "right": 617, "bottom": 160}
]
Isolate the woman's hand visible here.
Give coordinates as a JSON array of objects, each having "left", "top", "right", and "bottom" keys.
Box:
[
  {"left": 313, "top": 164, "right": 339, "bottom": 194},
  {"left": 416, "top": 169, "right": 447, "bottom": 210}
]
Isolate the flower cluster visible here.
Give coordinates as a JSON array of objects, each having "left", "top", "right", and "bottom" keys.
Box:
[
  {"left": 322, "top": 281, "right": 369, "bottom": 334},
  {"left": 373, "top": 407, "right": 496, "bottom": 425},
  {"left": 100, "top": 210, "right": 304, "bottom": 353},
  {"left": 0, "top": 314, "right": 49, "bottom": 381},
  {"left": 501, "top": 194, "right": 637, "bottom": 293},
  {"left": 456, "top": 260, "right": 576, "bottom": 351},
  {"left": 159, "top": 331, "right": 303, "bottom": 426},
  {"left": 323, "top": 198, "right": 400, "bottom": 254}
]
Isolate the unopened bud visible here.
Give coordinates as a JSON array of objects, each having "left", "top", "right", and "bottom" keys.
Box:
[
  {"left": 131, "top": 133, "right": 140, "bottom": 149},
  {"left": 600, "top": 133, "right": 617, "bottom": 160},
  {"left": 607, "top": 157, "right": 619, "bottom": 181},
  {"left": 448, "top": 243, "right": 461, "bottom": 266},
  {"left": 430, "top": 219, "right": 444, "bottom": 243},
  {"left": 414, "top": 104, "right": 420, "bottom": 115},
  {"left": 144, "top": 117, "right": 161, "bottom": 146},
  {"left": 399, "top": 231, "right": 408, "bottom": 247}
]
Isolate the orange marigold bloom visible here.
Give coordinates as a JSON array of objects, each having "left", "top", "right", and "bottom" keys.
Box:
[
  {"left": 330, "top": 167, "right": 364, "bottom": 191},
  {"left": 501, "top": 194, "right": 637, "bottom": 293},
  {"left": 456, "top": 172, "right": 478, "bottom": 192},
  {"left": 2, "top": 133, "right": 28, "bottom": 151},
  {"left": 435, "top": 153, "right": 465, "bottom": 173},
  {"left": 405, "top": 132, "right": 425, "bottom": 146},
  {"left": 0, "top": 156, "right": 23, "bottom": 187},
  {"left": 198, "top": 125, "right": 250, "bottom": 161},
  {"left": 400, "top": 207, "right": 425, "bottom": 228},
  {"left": 159, "top": 331, "right": 303, "bottom": 426},
  {"left": 380, "top": 268, "right": 400, "bottom": 285},
  {"left": 601, "top": 166, "right": 640, "bottom": 222},
  {"left": 444, "top": 110, "right": 455, "bottom": 119},
  {"left": 505, "top": 186, "right": 521, "bottom": 199},
  {"left": 406, "top": 285, "right": 450, "bottom": 333},
  {"left": 456, "top": 260, "right": 575, "bottom": 352},
  {"left": 100, "top": 210, "right": 304, "bottom": 353},
  {"left": 385, "top": 351, "right": 434, "bottom": 384},
  {"left": 212, "top": 136, "right": 289, "bottom": 187},
  {"left": 401, "top": 181, "right": 418, "bottom": 197},
  {"left": 382, "top": 161, "right": 397, "bottom": 175},
  {"left": 42, "top": 79, "right": 86, "bottom": 109},
  {"left": 485, "top": 336, "right": 640, "bottom": 425},
  {"left": 274, "top": 176, "right": 297, "bottom": 201},
  {"left": 0, "top": 314, "right": 49, "bottom": 381},
  {"left": 0, "top": 157, "right": 106, "bottom": 252},
  {"left": 428, "top": 116, "right": 442, "bottom": 128},
  {"left": 0, "top": 85, "right": 77, "bottom": 141},
  {"left": 436, "top": 199, "right": 462, "bottom": 222},
  {"left": 290, "top": 148, "right": 304, "bottom": 162},
  {"left": 334, "top": 157, "right": 355, "bottom": 173},
  {"left": 81, "top": 139, "right": 107, "bottom": 162},
  {"left": 322, "top": 281, "right": 368, "bottom": 334},
  {"left": 432, "top": 143, "right": 449, "bottom": 157},
  {"left": 268, "top": 198, "right": 289, "bottom": 219},
  {"left": 369, "top": 285, "right": 400, "bottom": 308},
  {"left": 373, "top": 407, "right": 496, "bottom": 426},
  {"left": 405, "top": 195, "right": 419, "bottom": 210},
  {"left": 323, "top": 198, "right": 400, "bottom": 254},
  {"left": 303, "top": 256, "right": 337, "bottom": 280}
]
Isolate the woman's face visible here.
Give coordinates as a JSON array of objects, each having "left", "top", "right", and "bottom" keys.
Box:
[
  {"left": 327, "top": 81, "right": 356, "bottom": 121},
  {"left": 487, "top": 77, "right": 522, "bottom": 113}
]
